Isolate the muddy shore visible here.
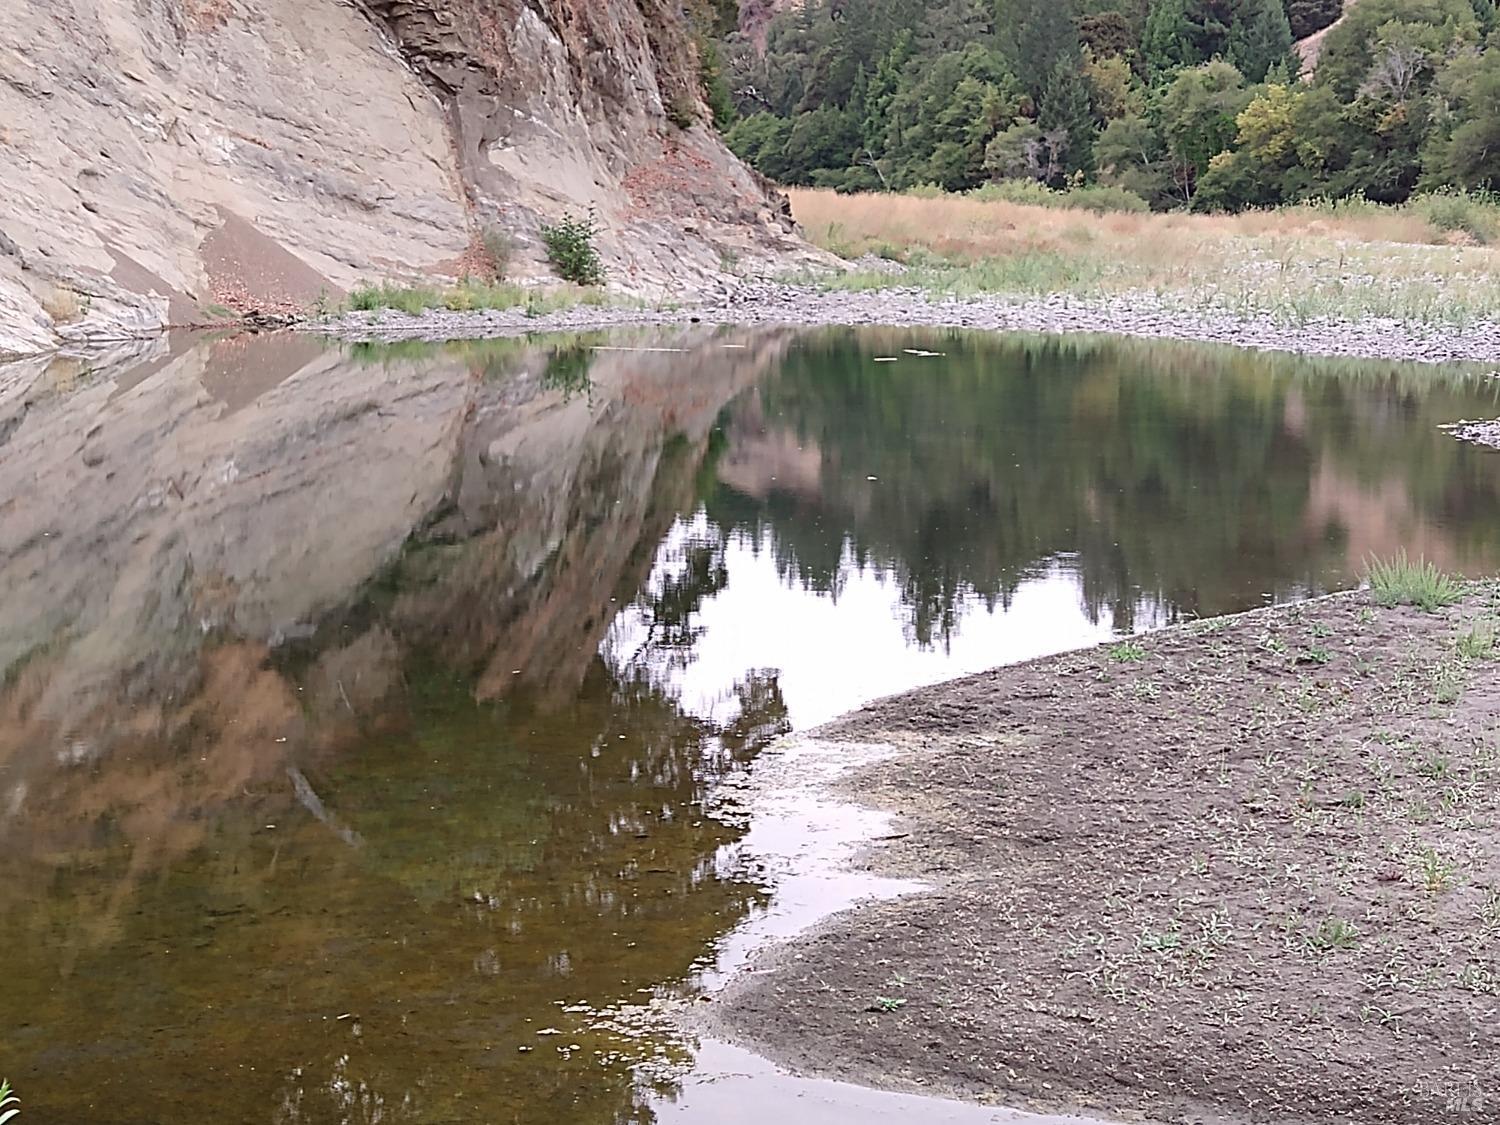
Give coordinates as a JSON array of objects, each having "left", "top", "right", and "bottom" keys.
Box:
[
  {"left": 699, "top": 588, "right": 1500, "bottom": 1125},
  {"left": 314, "top": 282, "right": 1500, "bottom": 367}
]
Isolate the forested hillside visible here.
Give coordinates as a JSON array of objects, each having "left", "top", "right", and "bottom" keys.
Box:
[{"left": 707, "top": 0, "right": 1500, "bottom": 210}]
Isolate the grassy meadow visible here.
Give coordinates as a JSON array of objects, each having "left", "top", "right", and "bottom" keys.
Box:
[{"left": 789, "top": 187, "right": 1500, "bottom": 329}]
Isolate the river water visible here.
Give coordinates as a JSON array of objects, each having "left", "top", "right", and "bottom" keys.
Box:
[{"left": 2, "top": 326, "right": 1498, "bottom": 1123}]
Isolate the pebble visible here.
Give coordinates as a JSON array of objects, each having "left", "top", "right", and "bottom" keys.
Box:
[{"left": 311, "top": 281, "right": 1500, "bottom": 368}]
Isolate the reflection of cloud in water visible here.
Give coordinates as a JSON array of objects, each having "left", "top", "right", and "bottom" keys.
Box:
[{"left": 610, "top": 512, "right": 1162, "bottom": 730}]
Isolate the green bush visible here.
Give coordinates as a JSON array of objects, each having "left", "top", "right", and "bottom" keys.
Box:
[
  {"left": 968, "top": 179, "right": 1057, "bottom": 206},
  {"left": 540, "top": 212, "right": 607, "bottom": 286},
  {"left": 968, "top": 180, "right": 1150, "bottom": 213},
  {"left": 1061, "top": 185, "right": 1151, "bottom": 213},
  {"left": 1414, "top": 190, "right": 1500, "bottom": 245},
  {"left": 1365, "top": 551, "right": 1465, "bottom": 612}
]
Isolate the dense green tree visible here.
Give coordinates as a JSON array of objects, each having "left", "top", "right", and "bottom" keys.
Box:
[
  {"left": 1096, "top": 113, "right": 1174, "bottom": 203},
  {"left": 1159, "top": 60, "right": 1252, "bottom": 201},
  {"left": 860, "top": 30, "right": 915, "bottom": 149},
  {"left": 1040, "top": 58, "right": 1099, "bottom": 171},
  {"left": 781, "top": 104, "right": 862, "bottom": 183},
  {"left": 1285, "top": 0, "right": 1342, "bottom": 37},
  {"left": 1144, "top": 0, "right": 1227, "bottom": 75},
  {"left": 1144, "top": 0, "right": 1294, "bottom": 79},
  {"left": 882, "top": 45, "right": 1021, "bottom": 187},
  {"left": 1228, "top": 0, "right": 1297, "bottom": 81},
  {"left": 1424, "top": 47, "right": 1500, "bottom": 189},
  {"left": 710, "top": 0, "right": 1500, "bottom": 210},
  {"left": 724, "top": 111, "right": 796, "bottom": 180},
  {"left": 1195, "top": 82, "right": 1304, "bottom": 207},
  {"left": 1315, "top": 0, "right": 1478, "bottom": 97},
  {"left": 699, "top": 37, "right": 738, "bottom": 127},
  {"left": 1084, "top": 48, "right": 1148, "bottom": 119},
  {"left": 1078, "top": 11, "right": 1143, "bottom": 61},
  {"left": 997, "top": 0, "right": 1086, "bottom": 102}
]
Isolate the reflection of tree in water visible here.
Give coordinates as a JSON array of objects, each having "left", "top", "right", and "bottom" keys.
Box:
[
  {"left": 9, "top": 325, "right": 1500, "bottom": 1124},
  {"left": 542, "top": 340, "right": 597, "bottom": 400},
  {"left": 626, "top": 536, "right": 731, "bottom": 664},
  {"left": 700, "top": 329, "right": 1500, "bottom": 646}
]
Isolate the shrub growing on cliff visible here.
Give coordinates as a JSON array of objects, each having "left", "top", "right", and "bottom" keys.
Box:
[
  {"left": 698, "top": 37, "right": 737, "bottom": 128},
  {"left": 667, "top": 92, "right": 699, "bottom": 129},
  {"left": 480, "top": 225, "right": 515, "bottom": 278},
  {"left": 540, "top": 212, "right": 606, "bottom": 286}
]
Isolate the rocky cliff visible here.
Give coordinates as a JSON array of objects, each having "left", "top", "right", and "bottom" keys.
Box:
[{"left": 0, "top": 1, "right": 806, "bottom": 357}]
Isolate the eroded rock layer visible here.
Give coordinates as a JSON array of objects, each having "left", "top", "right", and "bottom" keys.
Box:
[{"left": 0, "top": 1, "right": 804, "bottom": 356}]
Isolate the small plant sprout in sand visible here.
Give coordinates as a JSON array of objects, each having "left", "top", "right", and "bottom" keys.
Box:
[
  {"left": 1481, "top": 888, "right": 1500, "bottom": 929},
  {"left": 1365, "top": 552, "right": 1464, "bottom": 612},
  {"left": 1309, "top": 918, "right": 1360, "bottom": 954},
  {"left": 1455, "top": 620, "right": 1498, "bottom": 660},
  {"left": 0, "top": 1080, "right": 18, "bottom": 1125},
  {"left": 1109, "top": 640, "right": 1146, "bottom": 662},
  {"left": 1414, "top": 844, "right": 1457, "bottom": 893}
]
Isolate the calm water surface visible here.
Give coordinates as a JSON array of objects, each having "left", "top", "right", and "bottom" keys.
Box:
[{"left": 2, "top": 326, "right": 1497, "bottom": 1122}]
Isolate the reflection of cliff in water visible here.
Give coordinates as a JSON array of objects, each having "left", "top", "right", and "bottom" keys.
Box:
[{"left": 0, "top": 329, "right": 792, "bottom": 1125}]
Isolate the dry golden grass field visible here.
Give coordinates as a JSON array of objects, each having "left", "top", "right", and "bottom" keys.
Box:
[{"left": 788, "top": 188, "right": 1500, "bottom": 327}]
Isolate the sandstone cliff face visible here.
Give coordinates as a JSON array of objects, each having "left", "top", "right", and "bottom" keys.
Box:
[{"left": 0, "top": 1, "right": 806, "bottom": 357}]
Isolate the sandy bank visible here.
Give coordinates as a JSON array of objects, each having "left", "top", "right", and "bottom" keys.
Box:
[{"left": 699, "top": 587, "right": 1500, "bottom": 1125}]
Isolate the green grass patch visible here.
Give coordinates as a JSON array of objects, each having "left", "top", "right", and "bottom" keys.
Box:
[
  {"left": 1309, "top": 917, "right": 1359, "bottom": 953},
  {"left": 345, "top": 279, "right": 610, "bottom": 317},
  {"left": 966, "top": 180, "right": 1150, "bottom": 214},
  {"left": 1365, "top": 552, "right": 1464, "bottom": 612},
  {"left": 1456, "top": 620, "right": 1498, "bottom": 660},
  {"left": 827, "top": 251, "right": 1117, "bottom": 298}
]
